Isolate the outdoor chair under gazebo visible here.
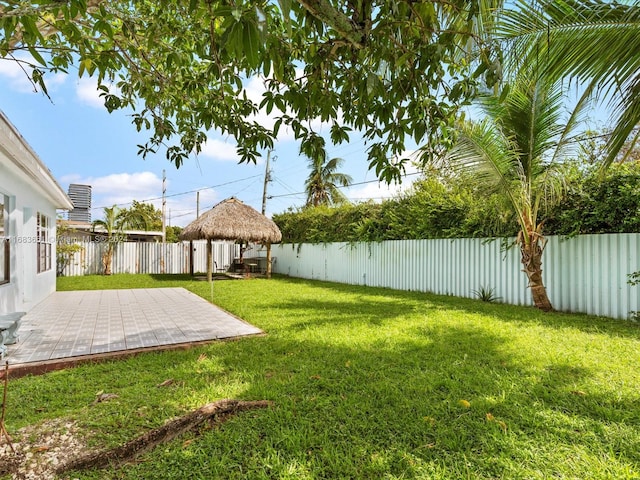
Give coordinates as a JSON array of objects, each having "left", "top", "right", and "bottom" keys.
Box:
[{"left": 180, "top": 197, "right": 282, "bottom": 281}]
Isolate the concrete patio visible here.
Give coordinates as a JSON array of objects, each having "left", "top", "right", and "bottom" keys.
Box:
[{"left": 4, "top": 288, "right": 263, "bottom": 377}]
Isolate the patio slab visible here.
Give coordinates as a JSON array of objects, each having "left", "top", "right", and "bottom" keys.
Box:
[{"left": 4, "top": 288, "right": 263, "bottom": 376}]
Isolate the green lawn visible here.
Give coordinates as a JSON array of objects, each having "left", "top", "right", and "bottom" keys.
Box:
[{"left": 4, "top": 274, "right": 640, "bottom": 479}]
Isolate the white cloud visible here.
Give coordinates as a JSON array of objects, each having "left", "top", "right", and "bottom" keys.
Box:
[
  {"left": 75, "top": 77, "right": 120, "bottom": 108},
  {"left": 347, "top": 150, "right": 422, "bottom": 203},
  {"left": 92, "top": 171, "right": 161, "bottom": 197},
  {"left": 0, "top": 55, "right": 66, "bottom": 93},
  {"left": 61, "top": 171, "right": 227, "bottom": 227},
  {"left": 63, "top": 171, "right": 162, "bottom": 211},
  {"left": 347, "top": 180, "right": 412, "bottom": 203},
  {"left": 198, "top": 138, "right": 241, "bottom": 162},
  {"left": 75, "top": 77, "right": 104, "bottom": 108}
]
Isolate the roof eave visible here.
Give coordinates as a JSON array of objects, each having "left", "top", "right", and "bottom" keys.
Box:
[{"left": 0, "top": 110, "right": 74, "bottom": 210}]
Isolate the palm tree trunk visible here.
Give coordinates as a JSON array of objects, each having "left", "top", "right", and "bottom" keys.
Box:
[
  {"left": 520, "top": 235, "right": 553, "bottom": 312},
  {"left": 102, "top": 245, "right": 113, "bottom": 276}
]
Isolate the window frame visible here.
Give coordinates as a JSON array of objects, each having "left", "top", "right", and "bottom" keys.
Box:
[
  {"left": 0, "top": 194, "right": 9, "bottom": 285},
  {"left": 37, "top": 212, "right": 52, "bottom": 273}
]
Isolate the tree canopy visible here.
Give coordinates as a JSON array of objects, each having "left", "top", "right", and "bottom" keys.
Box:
[{"left": 0, "top": 0, "right": 500, "bottom": 182}]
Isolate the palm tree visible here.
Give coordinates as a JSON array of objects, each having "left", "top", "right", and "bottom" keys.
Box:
[
  {"left": 304, "top": 153, "right": 353, "bottom": 207},
  {"left": 92, "top": 205, "right": 148, "bottom": 275},
  {"left": 498, "top": 0, "right": 640, "bottom": 166},
  {"left": 446, "top": 70, "right": 586, "bottom": 311}
]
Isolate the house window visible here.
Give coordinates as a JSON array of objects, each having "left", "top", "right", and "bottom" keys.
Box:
[
  {"left": 0, "top": 195, "right": 8, "bottom": 284},
  {"left": 37, "top": 212, "right": 52, "bottom": 273}
]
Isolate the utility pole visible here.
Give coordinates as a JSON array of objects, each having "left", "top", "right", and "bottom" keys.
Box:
[
  {"left": 161, "top": 169, "right": 166, "bottom": 243},
  {"left": 190, "top": 191, "right": 200, "bottom": 278},
  {"left": 161, "top": 169, "right": 167, "bottom": 274},
  {"left": 262, "top": 150, "right": 273, "bottom": 215}
]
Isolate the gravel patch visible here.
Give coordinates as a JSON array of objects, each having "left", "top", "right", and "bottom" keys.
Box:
[{"left": 0, "top": 419, "right": 90, "bottom": 480}]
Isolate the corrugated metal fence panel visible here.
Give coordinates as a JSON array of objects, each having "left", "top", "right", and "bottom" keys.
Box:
[
  {"left": 62, "top": 241, "right": 238, "bottom": 276},
  {"left": 273, "top": 234, "right": 640, "bottom": 319},
  {"left": 544, "top": 233, "right": 640, "bottom": 320},
  {"left": 189, "top": 240, "right": 238, "bottom": 274}
]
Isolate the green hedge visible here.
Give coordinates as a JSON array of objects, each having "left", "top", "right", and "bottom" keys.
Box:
[
  {"left": 273, "top": 163, "right": 640, "bottom": 243},
  {"left": 545, "top": 162, "right": 640, "bottom": 235}
]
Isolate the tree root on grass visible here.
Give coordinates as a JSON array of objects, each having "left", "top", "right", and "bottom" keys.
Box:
[{"left": 55, "top": 399, "right": 272, "bottom": 474}]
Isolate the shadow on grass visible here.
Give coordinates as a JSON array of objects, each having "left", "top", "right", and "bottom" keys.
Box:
[
  {"left": 43, "top": 272, "right": 640, "bottom": 478},
  {"left": 12, "top": 310, "right": 635, "bottom": 479},
  {"left": 275, "top": 276, "right": 640, "bottom": 340},
  {"left": 148, "top": 273, "right": 194, "bottom": 283},
  {"left": 274, "top": 296, "right": 428, "bottom": 329}
]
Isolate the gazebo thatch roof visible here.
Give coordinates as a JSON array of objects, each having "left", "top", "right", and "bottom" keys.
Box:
[{"left": 180, "top": 197, "right": 282, "bottom": 243}]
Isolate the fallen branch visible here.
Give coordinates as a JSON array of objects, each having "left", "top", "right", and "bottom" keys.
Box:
[{"left": 56, "top": 399, "right": 272, "bottom": 473}]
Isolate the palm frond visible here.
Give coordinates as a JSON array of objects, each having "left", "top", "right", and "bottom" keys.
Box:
[
  {"left": 531, "top": 162, "right": 572, "bottom": 223},
  {"left": 498, "top": 0, "right": 640, "bottom": 167},
  {"left": 551, "top": 80, "right": 594, "bottom": 165},
  {"left": 446, "top": 120, "right": 528, "bottom": 229},
  {"left": 603, "top": 76, "right": 640, "bottom": 166},
  {"left": 500, "top": 0, "right": 640, "bottom": 81}
]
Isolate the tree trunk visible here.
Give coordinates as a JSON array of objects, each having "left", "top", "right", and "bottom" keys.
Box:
[
  {"left": 102, "top": 246, "right": 113, "bottom": 276},
  {"left": 520, "top": 235, "right": 553, "bottom": 312}
]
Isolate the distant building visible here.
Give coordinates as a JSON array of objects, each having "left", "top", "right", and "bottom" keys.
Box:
[
  {"left": 67, "top": 183, "right": 91, "bottom": 222},
  {"left": 0, "top": 110, "right": 74, "bottom": 315}
]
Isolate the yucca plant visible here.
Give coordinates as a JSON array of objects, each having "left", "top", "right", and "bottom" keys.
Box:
[{"left": 472, "top": 285, "right": 502, "bottom": 303}]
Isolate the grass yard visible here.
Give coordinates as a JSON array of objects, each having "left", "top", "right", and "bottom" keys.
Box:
[{"left": 3, "top": 274, "right": 640, "bottom": 479}]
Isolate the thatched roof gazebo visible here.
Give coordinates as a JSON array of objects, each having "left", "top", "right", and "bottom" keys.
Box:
[{"left": 180, "top": 197, "right": 282, "bottom": 280}]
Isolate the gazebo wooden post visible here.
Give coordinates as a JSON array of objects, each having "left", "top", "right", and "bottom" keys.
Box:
[
  {"left": 179, "top": 198, "right": 281, "bottom": 275},
  {"left": 189, "top": 240, "right": 194, "bottom": 276},
  {"left": 266, "top": 242, "right": 272, "bottom": 279},
  {"left": 206, "top": 238, "right": 212, "bottom": 282}
]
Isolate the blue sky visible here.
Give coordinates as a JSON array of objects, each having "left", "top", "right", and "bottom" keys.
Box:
[
  {"left": 1, "top": 54, "right": 613, "bottom": 229},
  {"left": 0, "top": 57, "right": 416, "bottom": 227}
]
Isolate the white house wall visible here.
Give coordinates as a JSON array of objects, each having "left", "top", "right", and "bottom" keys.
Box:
[
  {"left": 0, "top": 158, "right": 59, "bottom": 314},
  {"left": 273, "top": 235, "right": 640, "bottom": 320},
  {"left": 0, "top": 111, "right": 71, "bottom": 316}
]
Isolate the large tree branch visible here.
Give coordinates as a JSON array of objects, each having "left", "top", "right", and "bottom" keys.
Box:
[
  {"left": 55, "top": 399, "right": 272, "bottom": 473},
  {"left": 296, "top": 0, "right": 365, "bottom": 48},
  {"left": 2, "top": 0, "right": 105, "bottom": 51}
]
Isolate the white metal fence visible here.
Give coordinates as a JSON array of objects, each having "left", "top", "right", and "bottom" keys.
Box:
[
  {"left": 60, "top": 240, "right": 240, "bottom": 276},
  {"left": 60, "top": 234, "right": 640, "bottom": 319},
  {"left": 272, "top": 234, "right": 640, "bottom": 320}
]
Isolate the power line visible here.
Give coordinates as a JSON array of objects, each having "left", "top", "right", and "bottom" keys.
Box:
[
  {"left": 267, "top": 171, "right": 423, "bottom": 199},
  {"left": 92, "top": 174, "right": 263, "bottom": 210},
  {"left": 91, "top": 130, "right": 623, "bottom": 211}
]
